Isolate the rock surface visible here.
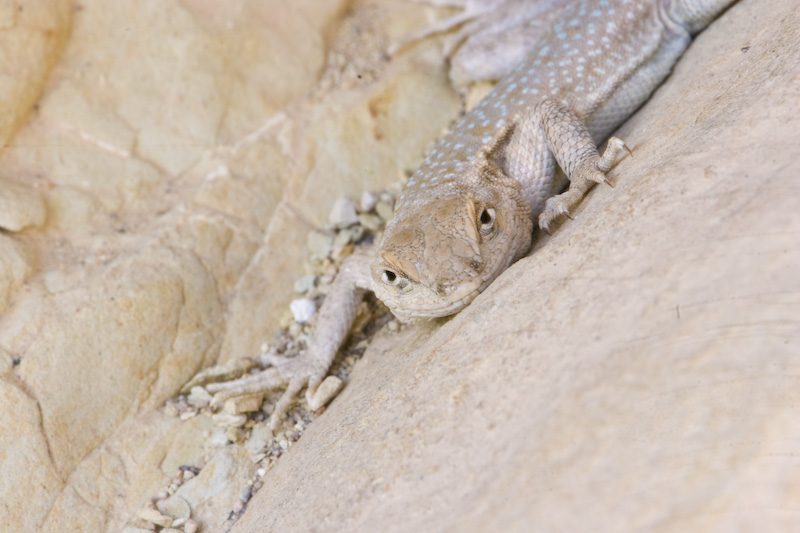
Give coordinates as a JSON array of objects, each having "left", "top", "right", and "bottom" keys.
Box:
[{"left": 0, "top": 0, "right": 797, "bottom": 532}]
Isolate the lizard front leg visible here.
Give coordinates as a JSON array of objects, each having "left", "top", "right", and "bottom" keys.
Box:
[
  {"left": 208, "top": 247, "right": 374, "bottom": 430},
  {"left": 518, "top": 100, "right": 628, "bottom": 233}
]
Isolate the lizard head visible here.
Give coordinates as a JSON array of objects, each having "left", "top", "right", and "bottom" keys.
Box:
[{"left": 372, "top": 141, "right": 533, "bottom": 322}]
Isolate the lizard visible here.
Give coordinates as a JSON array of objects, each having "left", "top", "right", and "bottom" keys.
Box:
[{"left": 208, "top": 0, "right": 738, "bottom": 429}]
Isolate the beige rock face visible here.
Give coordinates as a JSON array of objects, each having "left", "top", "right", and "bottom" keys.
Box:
[
  {"left": 231, "top": 1, "right": 800, "bottom": 532},
  {"left": 0, "top": 0, "right": 71, "bottom": 146}
]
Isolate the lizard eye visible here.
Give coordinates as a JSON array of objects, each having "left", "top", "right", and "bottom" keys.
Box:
[
  {"left": 479, "top": 207, "right": 496, "bottom": 237},
  {"left": 382, "top": 270, "right": 398, "bottom": 284}
]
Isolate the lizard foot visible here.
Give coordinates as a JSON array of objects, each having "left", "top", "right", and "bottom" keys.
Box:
[
  {"left": 206, "top": 353, "right": 342, "bottom": 431},
  {"left": 538, "top": 137, "right": 628, "bottom": 232}
]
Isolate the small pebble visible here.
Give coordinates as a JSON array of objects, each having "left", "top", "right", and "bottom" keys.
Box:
[
  {"left": 293, "top": 274, "right": 316, "bottom": 294},
  {"left": 375, "top": 200, "right": 394, "bottom": 221},
  {"left": 328, "top": 197, "right": 359, "bottom": 227},
  {"left": 359, "top": 190, "right": 380, "bottom": 213},
  {"left": 135, "top": 507, "right": 173, "bottom": 528},
  {"left": 306, "top": 230, "right": 334, "bottom": 259},
  {"left": 223, "top": 392, "right": 264, "bottom": 415},
  {"left": 186, "top": 386, "right": 213, "bottom": 407},
  {"left": 246, "top": 422, "right": 274, "bottom": 456},
  {"left": 290, "top": 298, "right": 317, "bottom": 323},
  {"left": 226, "top": 426, "right": 247, "bottom": 443},
  {"left": 212, "top": 412, "right": 248, "bottom": 428},
  {"left": 358, "top": 213, "right": 383, "bottom": 231},
  {"left": 333, "top": 228, "right": 355, "bottom": 246},
  {"left": 157, "top": 495, "right": 191, "bottom": 521},
  {"left": 163, "top": 402, "right": 179, "bottom": 418},
  {"left": 179, "top": 409, "right": 198, "bottom": 421},
  {"left": 184, "top": 519, "right": 199, "bottom": 533}
]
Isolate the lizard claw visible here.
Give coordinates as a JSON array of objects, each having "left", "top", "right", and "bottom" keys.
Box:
[{"left": 206, "top": 350, "right": 332, "bottom": 430}]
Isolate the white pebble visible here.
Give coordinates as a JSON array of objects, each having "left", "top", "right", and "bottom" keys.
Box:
[
  {"left": 328, "top": 197, "right": 359, "bottom": 227},
  {"left": 290, "top": 298, "right": 317, "bottom": 324},
  {"left": 359, "top": 190, "right": 380, "bottom": 212}
]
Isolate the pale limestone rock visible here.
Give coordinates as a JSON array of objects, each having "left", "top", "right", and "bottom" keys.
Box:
[
  {"left": 0, "top": 0, "right": 71, "bottom": 146},
  {"left": 44, "top": 186, "right": 101, "bottom": 231},
  {"left": 157, "top": 495, "right": 191, "bottom": 521},
  {"left": 8, "top": 246, "right": 223, "bottom": 476},
  {"left": 0, "top": 179, "right": 46, "bottom": 231},
  {"left": 223, "top": 392, "right": 264, "bottom": 415},
  {"left": 0, "top": 0, "right": 360, "bottom": 530},
  {"left": 0, "top": 235, "right": 31, "bottom": 312},
  {"left": 289, "top": 297, "right": 317, "bottom": 324},
  {"left": 172, "top": 446, "right": 256, "bottom": 532},
  {"left": 135, "top": 507, "right": 173, "bottom": 529},
  {"left": 0, "top": 380, "right": 63, "bottom": 531},
  {"left": 42, "top": 411, "right": 212, "bottom": 533},
  {"left": 328, "top": 196, "right": 359, "bottom": 227},
  {"left": 244, "top": 422, "right": 273, "bottom": 457}
]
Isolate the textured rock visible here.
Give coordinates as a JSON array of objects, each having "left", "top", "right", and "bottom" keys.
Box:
[
  {"left": 172, "top": 445, "right": 256, "bottom": 532},
  {"left": 0, "top": 0, "right": 71, "bottom": 146},
  {"left": 0, "top": 178, "right": 46, "bottom": 230},
  {"left": 231, "top": 1, "right": 800, "bottom": 532}
]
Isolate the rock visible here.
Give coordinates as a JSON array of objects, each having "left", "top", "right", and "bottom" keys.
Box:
[
  {"left": 186, "top": 386, "right": 213, "bottom": 408},
  {"left": 290, "top": 298, "right": 317, "bottom": 324},
  {"left": 0, "top": 0, "right": 71, "bottom": 146},
  {"left": 223, "top": 393, "right": 264, "bottom": 415},
  {"left": 245, "top": 422, "right": 273, "bottom": 458},
  {"left": 0, "top": 179, "right": 46, "bottom": 231},
  {"left": 173, "top": 446, "right": 256, "bottom": 532},
  {"left": 306, "top": 230, "right": 335, "bottom": 260},
  {"left": 293, "top": 274, "right": 316, "bottom": 294},
  {"left": 135, "top": 507, "right": 172, "bottom": 528},
  {"left": 328, "top": 197, "right": 359, "bottom": 227},
  {"left": 359, "top": 190, "right": 380, "bottom": 213},
  {"left": 0, "top": 235, "right": 31, "bottom": 313},
  {"left": 357, "top": 213, "right": 384, "bottom": 232},
  {"left": 157, "top": 494, "right": 191, "bottom": 520},
  {"left": 212, "top": 413, "right": 248, "bottom": 429},
  {"left": 375, "top": 200, "right": 394, "bottom": 222}
]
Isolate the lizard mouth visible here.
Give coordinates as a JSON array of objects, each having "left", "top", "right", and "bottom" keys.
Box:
[{"left": 388, "top": 276, "right": 490, "bottom": 323}]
